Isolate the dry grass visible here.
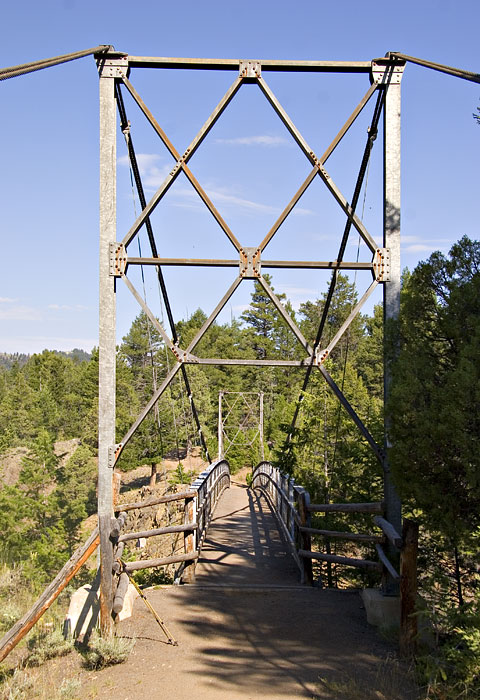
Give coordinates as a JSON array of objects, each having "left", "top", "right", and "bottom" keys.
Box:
[{"left": 314, "top": 654, "right": 419, "bottom": 700}]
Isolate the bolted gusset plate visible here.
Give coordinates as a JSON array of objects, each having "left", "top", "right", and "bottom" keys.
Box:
[
  {"left": 239, "top": 247, "right": 262, "bottom": 278},
  {"left": 372, "top": 248, "right": 390, "bottom": 282}
]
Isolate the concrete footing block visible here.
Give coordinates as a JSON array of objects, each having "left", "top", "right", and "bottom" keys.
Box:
[{"left": 360, "top": 588, "right": 400, "bottom": 629}]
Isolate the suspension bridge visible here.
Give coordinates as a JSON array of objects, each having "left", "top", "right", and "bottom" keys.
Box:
[{"left": 0, "top": 46, "right": 478, "bottom": 691}]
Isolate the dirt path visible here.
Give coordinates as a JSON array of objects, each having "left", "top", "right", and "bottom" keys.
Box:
[{"left": 82, "top": 479, "right": 413, "bottom": 699}]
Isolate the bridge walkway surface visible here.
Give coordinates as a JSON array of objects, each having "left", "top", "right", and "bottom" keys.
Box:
[{"left": 86, "top": 476, "right": 412, "bottom": 699}]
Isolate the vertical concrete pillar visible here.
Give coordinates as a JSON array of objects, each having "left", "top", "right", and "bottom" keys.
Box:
[
  {"left": 98, "top": 56, "right": 117, "bottom": 634},
  {"left": 383, "top": 62, "right": 405, "bottom": 596}
]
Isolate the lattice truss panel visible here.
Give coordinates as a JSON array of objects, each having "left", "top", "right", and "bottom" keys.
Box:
[
  {"left": 101, "top": 53, "right": 404, "bottom": 466},
  {"left": 218, "top": 391, "right": 264, "bottom": 459}
]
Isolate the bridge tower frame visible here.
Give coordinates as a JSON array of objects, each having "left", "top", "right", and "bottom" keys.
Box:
[{"left": 96, "top": 50, "right": 405, "bottom": 630}]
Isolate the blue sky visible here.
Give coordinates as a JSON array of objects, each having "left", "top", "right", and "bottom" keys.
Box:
[{"left": 1, "top": 0, "right": 479, "bottom": 354}]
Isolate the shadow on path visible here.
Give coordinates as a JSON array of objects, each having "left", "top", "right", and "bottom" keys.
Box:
[{"left": 87, "top": 484, "right": 416, "bottom": 699}]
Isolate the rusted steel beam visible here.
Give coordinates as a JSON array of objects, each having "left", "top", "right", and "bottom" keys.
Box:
[
  {"left": 126, "top": 256, "right": 374, "bottom": 270},
  {"left": 192, "top": 358, "right": 312, "bottom": 367},
  {"left": 317, "top": 280, "right": 379, "bottom": 364},
  {"left": 126, "top": 56, "right": 372, "bottom": 72},
  {"left": 319, "top": 81, "right": 378, "bottom": 163},
  {"left": 120, "top": 75, "right": 243, "bottom": 249},
  {"left": 121, "top": 76, "right": 242, "bottom": 252},
  {"left": 258, "top": 275, "right": 312, "bottom": 356},
  {"left": 317, "top": 365, "right": 385, "bottom": 465}
]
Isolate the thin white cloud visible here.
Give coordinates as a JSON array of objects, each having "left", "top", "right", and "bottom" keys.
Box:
[
  {"left": 404, "top": 244, "right": 437, "bottom": 253},
  {"left": 0, "top": 297, "right": 17, "bottom": 303},
  {"left": 0, "top": 306, "right": 43, "bottom": 321},
  {"left": 214, "top": 135, "right": 289, "bottom": 147},
  {"left": 401, "top": 235, "right": 453, "bottom": 254},
  {"left": 124, "top": 155, "right": 314, "bottom": 217},
  {"left": 276, "top": 285, "right": 319, "bottom": 311},
  {"left": 277, "top": 285, "right": 318, "bottom": 298},
  {"left": 0, "top": 336, "right": 97, "bottom": 354},
  {"left": 167, "top": 185, "right": 313, "bottom": 217},
  {"left": 119, "top": 153, "right": 171, "bottom": 190},
  {"left": 48, "top": 304, "right": 88, "bottom": 311}
]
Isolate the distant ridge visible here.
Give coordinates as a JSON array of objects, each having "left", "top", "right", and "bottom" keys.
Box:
[{"left": 0, "top": 348, "right": 91, "bottom": 369}]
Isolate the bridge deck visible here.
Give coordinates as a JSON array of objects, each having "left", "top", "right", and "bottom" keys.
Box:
[
  {"left": 194, "top": 480, "right": 300, "bottom": 586},
  {"left": 87, "top": 479, "right": 413, "bottom": 699}
]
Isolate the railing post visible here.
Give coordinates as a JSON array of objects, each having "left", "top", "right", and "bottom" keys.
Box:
[
  {"left": 289, "top": 478, "right": 295, "bottom": 542},
  {"left": 182, "top": 495, "right": 197, "bottom": 583},
  {"left": 400, "top": 519, "right": 418, "bottom": 657},
  {"left": 297, "top": 489, "right": 313, "bottom": 586}
]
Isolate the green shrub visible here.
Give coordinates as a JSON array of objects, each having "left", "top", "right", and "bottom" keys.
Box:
[
  {"left": 82, "top": 634, "right": 135, "bottom": 670},
  {"left": 26, "top": 628, "right": 72, "bottom": 667}
]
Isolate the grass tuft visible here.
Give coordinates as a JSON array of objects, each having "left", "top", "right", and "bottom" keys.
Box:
[
  {"left": 82, "top": 633, "right": 135, "bottom": 670},
  {"left": 26, "top": 628, "right": 73, "bottom": 667}
]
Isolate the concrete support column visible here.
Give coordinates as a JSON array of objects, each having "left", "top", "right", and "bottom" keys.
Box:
[
  {"left": 383, "top": 64, "right": 404, "bottom": 596},
  {"left": 98, "top": 59, "right": 117, "bottom": 634}
]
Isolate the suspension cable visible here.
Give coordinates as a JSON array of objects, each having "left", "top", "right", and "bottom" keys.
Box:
[
  {"left": 122, "top": 136, "right": 166, "bottom": 459},
  {"left": 0, "top": 45, "right": 111, "bottom": 81},
  {"left": 284, "top": 72, "right": 388, "bottom": 454},
  {"left": 330, "top": 159, "right": 370, "bottom": 475},
  {"left": 388, "top": 51, "right": 480, "bottom": 85},
  {"left": 115, "top": 82, "right": 211, "bottom": 463}
]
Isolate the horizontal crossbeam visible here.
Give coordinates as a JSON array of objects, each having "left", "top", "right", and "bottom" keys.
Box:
[{"left": 126, "top": 56, "right": 373, "bottom": 72}]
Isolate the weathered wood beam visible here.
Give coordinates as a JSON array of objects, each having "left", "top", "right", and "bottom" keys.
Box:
[
  {"left": 373, "top": 516, "right": 403, "bottom": 548},
  {"left": 117, "top": 490, "right": 196, "bottom": 512},
  {"left": 300, "top": 527, "right": 384, "bottom": 543},
  {"left": 307, "top": 502, "right": 384, "bottom": 514},
  {"left": 0, "top": 529, "right": 99, "bottom": 662},
  {"left": 123, "top": 551, "right": 198, "bottom": 573},
  {"left": 299, "top": 549, "right": 382, "bottom": 571},
  {"left": 118, "top": 523, "right": 198, "bottom": 542}
]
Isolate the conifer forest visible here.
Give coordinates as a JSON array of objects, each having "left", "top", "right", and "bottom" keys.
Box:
[{"left": 0, "top": 237, "right": 479, "bottom": 696}]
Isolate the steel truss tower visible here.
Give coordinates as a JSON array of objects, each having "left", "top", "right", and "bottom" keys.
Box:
[{"left": 97, "top": 50, "right": 405, "bottom": 630}]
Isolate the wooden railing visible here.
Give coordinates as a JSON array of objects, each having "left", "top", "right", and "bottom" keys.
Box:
[
  {"left": 190, "top": 459, "right": 231, "bottom": 553},
  {"left": 252, "top": 461, "right": 410, "bottom": 585},
  {"left": 252, "top": 461, "right": 418, "bottom": 651},
  {"left": 251, "top": 461, "right": 311, "bottom": 582},
  {"left": 113, "top": 458, "right": 231, "bottom": 585}
]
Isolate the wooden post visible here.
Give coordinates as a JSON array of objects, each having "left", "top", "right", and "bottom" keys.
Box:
[
  {"left": 112, "top": 470, "right": 121, "bottom": 507},
  {"left": 181, "top": 496, "right": 197, "bottom": 583},
  {"left": 149, "top": 463, "right": 157, "bottom": 488},
  {"left": 0, "top": 529, "right": 99, "bottom": 663},
  {"left": 400, "top": 519, "right": 419, "bottom": 657},
  {"left": 297, "top": 490, "right": 313, "bottom": 586}
]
